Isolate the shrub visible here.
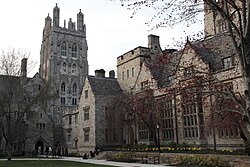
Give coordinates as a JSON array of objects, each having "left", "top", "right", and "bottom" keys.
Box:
[
  {"left": 176, "top": 155, "right": 230, "bottom": 167},
  {"left": 106, "top": 152, "right": 132, "bottom": 163},
  {"left": 68, "top": 152, "right": 81, "bottom": 157}
]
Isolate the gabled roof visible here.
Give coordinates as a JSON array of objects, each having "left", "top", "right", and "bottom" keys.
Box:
[
  {"left": 87, "top": 76, "right": 122, "bottom": 96},
  {"left": 191, "top": 34, "right": 236, "bottom": 71}
]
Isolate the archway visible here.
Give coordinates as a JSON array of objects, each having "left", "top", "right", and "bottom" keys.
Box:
[
  {"left": 128, "top": 127, "right": 135, "bottom": 145},
  {"left": 35, "top": 141, "right": 44, "bottom": 155}
]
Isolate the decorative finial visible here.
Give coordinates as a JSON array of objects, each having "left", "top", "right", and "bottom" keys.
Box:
[
  {"left": 56, "top": 3, "right": 58, "bottom": 6},
  {"left": 80, "top": 9, "right": 81, "bottom": 12}
]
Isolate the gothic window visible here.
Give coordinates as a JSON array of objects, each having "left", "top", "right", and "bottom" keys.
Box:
[
  {"left": 61, "top": 41, "right": 67, "bottom": 57},
  {"left": 72, "top": 64, "right": 76, "bottom": 74},
  {"left": 72, "top": 98, "right": 77, "bottom": 105},
  {"left": 61, "top": 97, "right": 65, "bottom": 104},
  {"left": 218, "top": 126, "right": 239, "bottom": 139},
  {"left": 122, "top": 71, "right": 125, "bottom": 80},
  {"left": 84, "top": 90, "right": 88, "bottom": 99},
  {"left": 62, "top": 62, "right": 67, "bottom": 73},
  {"left": 141, "top": 80, "right": 149, "bottom": 90},
  {"left": 61, "top": 82, "right": 66, "bottom": 95},
  {"left": 218, "top": 20, "right": 228, "bottom": 33},
  {"left": 222, "top": 57, "right": 232, "bottom": 69},
  {"left": 67, "top": 134, "right": 71, "bottom": 142},
  {"left": 183, "top": 67, "right": 193, "bottom": 79},
  {"left": 72, "top": 83, "right": 77, "bottom": 96},
  {"left": 138, "top": 121, "right": 149, "bottom": 141},
  {"left": 162, "top": 99, "right": 174, "bottom": 140},
  {"left": 75, "top": 114, "right": 78, "bottom": 124},
  {"left": 132, "top": 67, "right": 134, "bottom": 77},
  {"left": 83, "top": 128, "right": 90, "bottom": 142},
  {"left": 84, "top": 107, "right": 90, "bottom": 121},
  {"left": 127, "top": 69, "right": 129, "bottom": 79},
  {"left": 36, "top": 123, "right": 46, "bottom": 129},
  {"left": 69, "top": 116, "right": 72, "bottom": 125},
  {"left": 72, "top": 43, "right": 77, "bottom": 58},
  {"left": 182, "top": 92, "right": 201, "bottom": 139}
]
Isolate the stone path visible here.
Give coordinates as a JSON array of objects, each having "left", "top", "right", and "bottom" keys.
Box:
[{"left": 2, "top": 157, "right": 172, "bottom": 167}]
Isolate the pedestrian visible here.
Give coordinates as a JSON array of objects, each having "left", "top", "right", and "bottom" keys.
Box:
[
  {"left": 57, "top": 144, "right": 61, "bottom": 158},
  {"left": 65, "top": 146, "right": 68, "bottom": 157},
  {"left": 45, "top": 145, "right": 49, "bottom": 158},
  {"left": 49, "top": 145, "right": 52, "bottom": 157},
  {"left": 38, "top": 146, "right": 41, "bottom": 159},
  {"left": 52, "top": 145, "right": 56, "bottom": 158}
]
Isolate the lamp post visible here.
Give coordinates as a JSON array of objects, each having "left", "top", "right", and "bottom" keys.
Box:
[{"left": 156, "top": 124, "right": 161, "bottom": 153}]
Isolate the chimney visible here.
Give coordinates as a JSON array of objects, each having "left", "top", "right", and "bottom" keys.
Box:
[
  {"left": 148, "top": 34, "right": 160, "bottom": 49},
  {"left": 95, "top": 69, "right": 105, "bottom": 78},
  {"left": 109, "top": 70, "right": 115, "bottom": 78},
  {"left": 21, "top": 58, "right": 27, "bottom": 77}
]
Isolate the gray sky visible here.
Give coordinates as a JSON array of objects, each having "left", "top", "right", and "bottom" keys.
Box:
[{"left": 0, "top": 0, "right": 203, "bottom": 76}]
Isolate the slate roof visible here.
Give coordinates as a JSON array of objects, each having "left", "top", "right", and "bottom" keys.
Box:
[
  {"left": 191, "top": 33, "right": 237, "bottom": 71},
  {"left": 87, "top": 76, "right": 122, "bottom": 96}
]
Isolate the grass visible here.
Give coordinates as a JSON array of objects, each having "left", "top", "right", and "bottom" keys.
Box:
[{"left": 0, "top": 160, "right": 113, "bottom": 167}]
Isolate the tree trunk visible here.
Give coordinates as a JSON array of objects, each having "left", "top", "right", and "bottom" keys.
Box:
[{"left": 6, "top": 142, "right": 12, "bottom": 161}]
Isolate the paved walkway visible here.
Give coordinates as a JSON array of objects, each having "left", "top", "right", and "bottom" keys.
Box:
[
  {"left": 5, "top": 157, "right": 172, "bottom": 167},
  {"left": 64, "top": 157, "right": 170, "bottom": 167}
]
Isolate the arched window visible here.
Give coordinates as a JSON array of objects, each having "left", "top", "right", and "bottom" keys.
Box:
[
  {"left": 72, "top": 64, "right": 76, "bottom": 74},
  {"left": 61, "top": 41, "right": 67, "bottom": 57},
  {"left": 62, "top": 62, "right": 67, "bottom": 73},
  {"left": 72, "top": 83, "right": 77, "bottom": 96},
  {"left": 127, "top": 69, "right": 129, "bottom": 79},
  {"left": 61, "top": 82, "right": 66, "bottom": 95},
  {"left": 72, "top": 43, "right": 77, "bottom": 58},
  {"left": 122, "top": 71, "right": 125, "bottom": 80}
]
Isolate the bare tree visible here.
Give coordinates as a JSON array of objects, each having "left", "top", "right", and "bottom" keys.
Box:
[{"left": 0, "top": 49, "right": 48, "bottom": 160}]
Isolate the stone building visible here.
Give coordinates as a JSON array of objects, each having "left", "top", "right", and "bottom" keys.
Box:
[
  {"left": 63, "top": 69, "right": 123, "bottom": 153},
  {"left": 39, "top": 4, "right": 88, "bottom": 144},
  {"left": 0, "top": 1, "right": 246, "bottom": 156},
  {"left": 0, "top": 58, "right": 53, "bottom": 155},
  {"left": 1, "top": 4, "right": 89, "bottom": 155}
]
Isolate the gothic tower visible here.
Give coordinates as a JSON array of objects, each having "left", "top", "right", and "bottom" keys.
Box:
[
  {"left": 39, "top": 4, "right": 88, "bottom": 143},
  {"left": 204, "top": 0, "right": 241, "bottom": 38}
]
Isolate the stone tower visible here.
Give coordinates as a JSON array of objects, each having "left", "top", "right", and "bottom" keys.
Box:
[
  {"left": 39, "top": 4, "right": 88, "bottom": 143},
  {"left": 204, "top": 0, "right": 241, "bottom": 37}
]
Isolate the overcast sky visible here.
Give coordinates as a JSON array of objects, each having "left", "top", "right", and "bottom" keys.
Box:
[{"left": 0, "top": 0, "right": 204, "bottom": 77}]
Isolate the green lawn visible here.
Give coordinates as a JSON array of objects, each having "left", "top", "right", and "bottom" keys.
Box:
[{"left": 0, "top": 160, "right": 113, "bottom": 167}]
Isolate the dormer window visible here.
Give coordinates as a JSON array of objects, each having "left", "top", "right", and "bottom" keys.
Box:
[
  {"left": 183, "top": 67, "right": 193, "bottom": 79},
  {"left": 72, "top": 43, "right": 77, "bottom": 58},
  {"left": 218, "top": 20, "right": 228, "bottom": 33},
  {"left": 222, "top": 57, "right": 232, "bottom": 69},
  {"left": 61, "top": 41, "right": 67, "bottom": 57}
]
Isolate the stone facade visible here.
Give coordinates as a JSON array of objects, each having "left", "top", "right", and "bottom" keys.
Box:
[
  {"left": 39, "top": 4, "right": 88, "bottom": 145},
  {"left": 63, "top": 70, "right": 123, "bottom": 153},
  {"left": 0, "top": 2, "right": 246, "bottom": 156}
]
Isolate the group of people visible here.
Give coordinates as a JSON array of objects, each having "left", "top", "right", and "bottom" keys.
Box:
[
  {"left": 44, "top": 144, "right": 68, "bottom": 158},
  {"left": 82, "top": 145, "right": 101, "bottom": 159}
]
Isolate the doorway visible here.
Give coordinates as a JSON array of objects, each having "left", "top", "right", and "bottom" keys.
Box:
[
  {"left": 128, "top": 127, "right": 135, "bottom": 145},
  {"left": 35, "top": 140, "right": 44, "bottom": 155}
]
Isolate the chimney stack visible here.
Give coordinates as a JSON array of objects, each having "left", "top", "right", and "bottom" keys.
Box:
[
  {"left": 109, "top": 70, "right": 115, "bottom": 78},
  {"left": 21, "top": 58, "right": 27, "bottom": 77},
  {"left": 95, "top": 69, "right": 105, "bottom": 78}
]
